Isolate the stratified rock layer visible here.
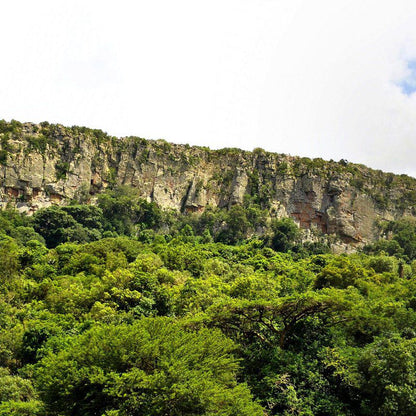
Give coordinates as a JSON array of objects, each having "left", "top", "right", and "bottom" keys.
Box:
[{"left": 1, "top": 121, "right": 415, "bottom": 243}]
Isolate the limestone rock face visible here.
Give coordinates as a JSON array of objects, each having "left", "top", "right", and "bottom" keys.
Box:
[{"left": 1, "top": 121, "right": 415, "bottom": 244}]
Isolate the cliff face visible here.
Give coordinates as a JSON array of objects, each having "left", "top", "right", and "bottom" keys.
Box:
[{"left": 1, "top": 121, "right": 415, "bottom": 244}]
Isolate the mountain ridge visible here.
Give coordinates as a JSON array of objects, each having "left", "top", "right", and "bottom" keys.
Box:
[{"left": 1, "top": 119, "right": 415, "bottom": 245}]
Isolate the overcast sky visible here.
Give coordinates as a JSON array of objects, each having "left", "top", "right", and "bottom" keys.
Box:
[{"left": 2, "top": 1, "right": 416, "bottom": 177}]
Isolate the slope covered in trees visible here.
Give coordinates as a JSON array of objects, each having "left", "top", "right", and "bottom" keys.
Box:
[{"left": 1, "top": 188, "right": 416, "bottom": 415}]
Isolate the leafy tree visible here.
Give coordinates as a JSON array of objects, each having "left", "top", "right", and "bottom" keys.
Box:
[
  {"left": 390, "top": 218, "right": 416, "bottom": 260},
  {"left": 220, "top": 205, "right": 251, "bottom": 244},
  {"left": 0, "top": 368, "right": 43, "bottom": 415},
  {"left": 34, "top": 318, "right": 263, "bottom": 416},
  {"left": 269, "top": 217, "right": 300, "bottom": 252},
  {"left": 0, "top": 237, "right": 20, "bottom": 285},
  {"left": 1, "top": 201, "right": 416, "bottom": 415},
  {"left": 363, "top": 239, "right": 404, "bottom": 258},
  {"left": 207, "top": 292, "right": 342, "bottom": 349},
  {"left": 315, "top": 257, "right": 371, "bottom": 289},
  {"left": 33, "top": 206, "right": 99, "bottom": 248},
  {"left": 0, "top": 368, "right": 37, "bottom": 402},
  {"left": 61, "top": 205, "right": 104, "bottom": 231},
  {"left": 356, "top": 337, "right": 416, "bottom": 415},
  {"left": 33, "top": 206, "right": 77, "bottom": 248},
  {"left": 97, "top": 186, "right": 161, "bottom": 235}
]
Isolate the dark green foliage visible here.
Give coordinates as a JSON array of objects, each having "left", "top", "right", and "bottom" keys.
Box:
[
  {"left": 33, "top": 206, "right": 101, "bottom": 248},
  {"left": 363, "top": 238, "right": 404, "bottom": 257},
  {"left": 364, "top": 218, "right": 416, "bottom": 261},
  {"left": 54, "top": 161, "right": 70, "bottom": 180},
  {"left": 356, "top": 336, "right": 416, "bottom": 415},
  {"left": 33, "top": 206, "right": 77, "bottom": 248},
  {"left": 0, "top": 150, "right": 7, "bottom": 164},
  {"left": 216, "top": 205, "right": 251, "bottom": 244},
  {"left": 0, "top": 119, "right": 22, "bottom": 135},
  {"left": 61, "top": 205, "right": 104, "bottom": 231},
  {"left": 390, "top": 218, "right": 416, "bottom": 260},
  {"left": 20, "top": 324, "right": 58, "bottom": 365},
  {"left": 97, "top": 186, "right": 162, "bottom": 236},
  {"left": 269, "top": 217, "right": 300, "bottom": 252}
]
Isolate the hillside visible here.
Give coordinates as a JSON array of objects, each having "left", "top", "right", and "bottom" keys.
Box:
[
  {"left": 1, "top": 120, "right": 416, "bottom": 244},
  {"left": 1, "top": 208, "right": 416, "bottom": 415},
  {"left": 3, "top": 120, "right": 416, "bottom": 415}
]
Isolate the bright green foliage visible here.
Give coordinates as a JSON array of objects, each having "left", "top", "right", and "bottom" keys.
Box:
[
  {"left": 0, "top": 368, "right": 37, "bottom": 403},
  {"left": 1, "top": 200, "right": 416, "bottom": 414},
  {"left": 315, "top": 256, "right": 371, "bottom": 289},
  {"left": 34, "top": 318, "right": 262, "bottom": 416},
  {"left": 0, "top": 400, "right": 43, "bottom": 416},
  {"left": 0, "top": 368, "right": 42, "bottom": 415},
  {"left": 0, "top": 237, "right": 20, "bottom": 285},
  {"left": 9, "top": 227, "right": 45, "bottom": 246}
]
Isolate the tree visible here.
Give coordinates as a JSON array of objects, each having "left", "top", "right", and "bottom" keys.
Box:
[
  {"left": 215, "top": 205, "right": 251, "bottom": 244},
  {"left": 0, "top": 368, "right": 42, "bottom": 416},
  {"left": 356, "top": 337, "right": 416, "bottom": 415},
  {"left": 34, "top": 318, "right": 263, "bottom": 416},
  {"left": 61, "top": 205, "right": 104, "bottom": 231},
  {"left": 207, "top": 292, "right": 339, "bottom": 349},
  {"left": 391, "top": 218, "right": 416, "bottom": 261},
  {"left": 97, "top": 186, "right": 162, "bottom": 236},
  {"left": 269, "top": 218, "right": 300, "bottom": 252}
]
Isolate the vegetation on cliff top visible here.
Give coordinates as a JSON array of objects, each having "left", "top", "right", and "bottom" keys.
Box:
[{"left": 1, "top": 120, "right": 415, "bottom": 200}]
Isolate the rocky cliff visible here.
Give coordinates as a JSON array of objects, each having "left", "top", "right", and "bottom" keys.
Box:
[{"left": 1, "top": 120, "right": 415, "bottom": 244}]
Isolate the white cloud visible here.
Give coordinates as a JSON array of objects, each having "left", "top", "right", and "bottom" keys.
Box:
[{"left": 1, "top": 0, "right": 416, "bottom": 176}]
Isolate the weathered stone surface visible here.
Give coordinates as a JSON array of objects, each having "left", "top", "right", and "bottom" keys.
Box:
[{"left": 1, "top": 121, "right": 416, "bottom": 244}]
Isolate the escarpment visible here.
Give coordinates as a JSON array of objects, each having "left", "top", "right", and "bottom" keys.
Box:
[{"left": 1, "top": 120, "right": 415, "bottom": 244}]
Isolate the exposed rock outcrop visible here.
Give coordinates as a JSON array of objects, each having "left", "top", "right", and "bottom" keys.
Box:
[{"left": 1, "top": 120, "right": 415, "bottom": 244}]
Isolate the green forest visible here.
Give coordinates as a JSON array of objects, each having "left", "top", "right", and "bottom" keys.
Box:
[{"left": 1, "top": 186, "right": 416, "bottom": 415}]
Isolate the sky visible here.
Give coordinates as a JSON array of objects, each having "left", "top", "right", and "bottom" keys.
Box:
[{"left": 1, "top": 1, "right": 416, "bottom": 177}]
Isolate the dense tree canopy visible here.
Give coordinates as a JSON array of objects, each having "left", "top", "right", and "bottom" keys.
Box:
[{"left": 1, "top": 192, "right": 416, "bottom": 415}]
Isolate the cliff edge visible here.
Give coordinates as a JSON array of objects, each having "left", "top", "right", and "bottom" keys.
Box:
[{"left": 1, "top": 120, "right": 415, "bottom": 244}]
